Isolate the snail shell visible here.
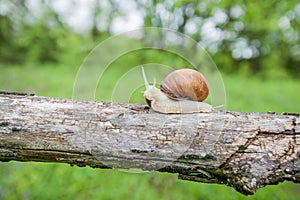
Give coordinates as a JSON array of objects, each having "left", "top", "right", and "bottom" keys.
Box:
[{"left": 160, "top": 69, "right": 209, "bottom": 102}]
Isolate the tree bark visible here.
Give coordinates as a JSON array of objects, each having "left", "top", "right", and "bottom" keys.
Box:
[{"left": 0, "top": 91, "right": 299, "bottom": 195}]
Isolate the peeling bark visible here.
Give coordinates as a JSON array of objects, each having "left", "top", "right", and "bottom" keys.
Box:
[{"left": 0, "top": 92, "right": 299, "bottom": 195}]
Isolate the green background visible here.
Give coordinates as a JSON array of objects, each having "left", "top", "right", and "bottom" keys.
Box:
[{"left": 1, "top": 0, "right": 300, "bottom": 199}]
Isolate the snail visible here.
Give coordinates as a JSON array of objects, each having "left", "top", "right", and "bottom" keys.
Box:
[{"left": 141, "top": 67, "right": 213, "bottom": 113}]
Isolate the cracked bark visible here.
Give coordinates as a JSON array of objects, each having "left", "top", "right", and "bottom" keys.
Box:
[{"left": 0, "top": 92, "right": 299, "bottom": 195}]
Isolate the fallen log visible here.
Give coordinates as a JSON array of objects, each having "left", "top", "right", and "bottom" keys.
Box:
[{"left": 0, "top": 91, "right": 299, "bottom": 195}]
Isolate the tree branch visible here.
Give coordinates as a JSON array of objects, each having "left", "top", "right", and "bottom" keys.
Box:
[{"left": 0, "top": 92, "right": 299, "bottom": 195}]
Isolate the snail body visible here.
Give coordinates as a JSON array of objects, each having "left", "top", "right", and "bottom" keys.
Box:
[{"left": 142, "top": 67, "right": 212, "bottom": 113}]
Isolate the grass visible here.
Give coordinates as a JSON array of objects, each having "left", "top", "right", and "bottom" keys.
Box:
[
  {"left": 0, "top": 64, "right": 300, "bottom": 200},
  {"left": 223, "top": 73, "right": 300, "bottom": 113},
  {"left": 0, "top": 64, "right": 77, "bottom": 98}
]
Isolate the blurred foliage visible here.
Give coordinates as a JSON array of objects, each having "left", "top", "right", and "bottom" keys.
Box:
[
  {"left": 0, "top": 0, "right": 299, "bottom": 78},
  {"left": 142, "top": 0, "right": 300, "bottom": 78}
]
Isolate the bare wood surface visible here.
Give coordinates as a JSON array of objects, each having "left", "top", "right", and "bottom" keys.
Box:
[{"left": 0, "top": 92, "right": 299, "bottom": 195}]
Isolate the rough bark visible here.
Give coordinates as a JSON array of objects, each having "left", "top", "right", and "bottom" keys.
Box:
[{"left": 0, "top": 91, "right": 299, "bottom": 195}]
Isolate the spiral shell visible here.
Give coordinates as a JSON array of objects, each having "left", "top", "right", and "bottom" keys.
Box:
[{"left": 160, "top": 69, "right": 209, "bottom": 102}]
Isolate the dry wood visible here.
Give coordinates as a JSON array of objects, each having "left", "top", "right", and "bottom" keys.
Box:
[{"left": 0, "top": 91, "right": 299, "bottom": 195}]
